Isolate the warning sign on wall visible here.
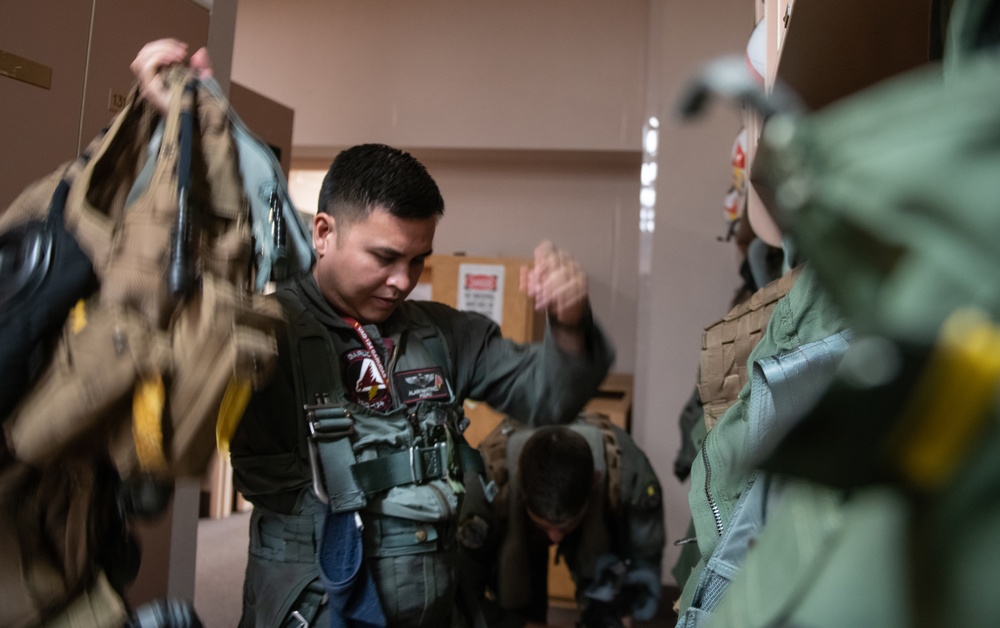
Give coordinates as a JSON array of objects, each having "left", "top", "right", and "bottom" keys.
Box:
[{"left": 457, "top": 263, "right": 505, "bottom": 326}]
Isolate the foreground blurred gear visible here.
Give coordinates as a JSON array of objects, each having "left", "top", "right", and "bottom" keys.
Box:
[
  {"left": 128, "top": 599, "right": 204, "bottom": 628},
  {"left": 690, "top": 0, "right": 1000, "bottom": 626},
  {"left": 0, "top": 62, "right": 304, "bottom": 626}
]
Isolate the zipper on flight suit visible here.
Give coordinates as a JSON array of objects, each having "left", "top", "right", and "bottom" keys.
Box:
[{"left": 701, "top": 441, "right": 724, "bottom": 536}]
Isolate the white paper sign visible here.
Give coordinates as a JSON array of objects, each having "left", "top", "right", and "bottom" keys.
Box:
[{"left": 457, "top": 263, "right": 505, "bottom": 326}]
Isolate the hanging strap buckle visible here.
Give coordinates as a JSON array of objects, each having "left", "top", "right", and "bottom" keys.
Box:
[{"left": 304, "top": 403, "right": 360, "bottom": 507}]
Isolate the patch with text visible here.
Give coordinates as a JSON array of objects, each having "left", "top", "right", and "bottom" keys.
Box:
[{"left": 394, "top": 367, "right": 450, "bottom": 405}]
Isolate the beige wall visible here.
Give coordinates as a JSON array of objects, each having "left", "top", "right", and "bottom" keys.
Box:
[
  {"left": 636, "top": 0, "right": 755, "bottom": 578},
  {"left": 233, "top": 0, "right": 753, "bottom": 587},
  {"left": 236, "top": 1, "right": 649, "bottom": 378},
  {"left": 424, "top": 149, "right": 642, "bottom": 371},
  {"left": 233, "top": 0, "right": 648, "bottom": 153}
]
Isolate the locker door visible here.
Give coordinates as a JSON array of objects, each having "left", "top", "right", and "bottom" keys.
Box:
[{"left": 0, "top": 0, "right": 92, "bottom": 208}]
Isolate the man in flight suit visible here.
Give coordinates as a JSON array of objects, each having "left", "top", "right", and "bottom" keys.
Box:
[{"left": 132, "top": 40, "right": 616, "bottom": 628}]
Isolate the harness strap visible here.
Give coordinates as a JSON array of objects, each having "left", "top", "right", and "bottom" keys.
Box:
[
  {"left": 282, "top": 286, "right": 367, "bottom": 512},
  {"left": 304, "top": 398, "right": 366, "bottom": 512},
  {"left": 353, "top": 443, "right": 449, "bottom": 494}
]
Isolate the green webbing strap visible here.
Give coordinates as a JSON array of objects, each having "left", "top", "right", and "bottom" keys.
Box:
[
  {"left": 283, "top": 287, "right": 367, "bottom": 512},
  {"left": 352, "top": 442, "right": 449, "bottom": 494},
  {"left": 302, "top": 389, "right": 366, "bottom": 512},
  {"left": 457, "top": 442, "right": 487, "bottom": 477}
]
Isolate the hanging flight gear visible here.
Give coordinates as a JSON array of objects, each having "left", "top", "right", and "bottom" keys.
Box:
[
  {"left": 1, "top": 63, "right": 301, "bottom": 626},
  {"left": 198, "top": 78, "right": 313, "bottom": 292},
  {"left": 5, "top": 68, "right": 283, "bottom": 475}
]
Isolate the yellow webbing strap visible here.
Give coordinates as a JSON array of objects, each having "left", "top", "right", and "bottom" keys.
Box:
[
  {"left": 132, "top": 374, "right": 167, "bottom": 473},
  {"left": 893, "top": 308, "right": 1000, "bottom": 491},
  {"left": 216, "top": 377, "right": 253, "bottom": 455},
  {"left": 69, "top": 299, "right": 88, "bottom": 334}
]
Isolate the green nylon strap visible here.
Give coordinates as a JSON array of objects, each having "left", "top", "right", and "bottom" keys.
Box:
[
  {"left": 282, "top": 284, "right": 367, "bottom": 512},
  {"left": 352, "top": 443, "right": 449, "bottom": 494},
  {"left": 457, "top": 442, "right": 486, "bottom": 477}
]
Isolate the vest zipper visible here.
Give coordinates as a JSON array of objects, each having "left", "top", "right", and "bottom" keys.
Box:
[
  {"left": 427, "top": 480, "right": 453, "bottom": 518},
  {"left": 701, "top": 441, "right": 724, "bottom": 536}
]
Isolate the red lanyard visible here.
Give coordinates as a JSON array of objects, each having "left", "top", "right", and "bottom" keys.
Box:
[{"left": 342, "top": 316, "right": 391, "bottom": 392}]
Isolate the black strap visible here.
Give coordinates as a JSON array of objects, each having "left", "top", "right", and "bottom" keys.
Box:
[{"left": 166, "top": 79, "right": 199, "bottom": 297}]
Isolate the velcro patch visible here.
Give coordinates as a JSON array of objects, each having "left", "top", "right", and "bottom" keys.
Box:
[{"left": 394, "top": 367, "right": 449, "bottom": 404}]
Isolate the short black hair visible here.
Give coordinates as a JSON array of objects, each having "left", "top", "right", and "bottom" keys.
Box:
[
  {"left": 317, "top": 143, "right": 444, "bottom": 224},
  {"left": 519, "top": 427, "right": 594, "bottom": 524}
]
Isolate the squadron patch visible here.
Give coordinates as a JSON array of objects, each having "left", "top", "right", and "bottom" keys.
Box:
[
  {"left": 394, "top": 367, "right": 449, "bottom": 405},
  {"left": 342, "top": 348, "right": 393, "bottom": 411}
]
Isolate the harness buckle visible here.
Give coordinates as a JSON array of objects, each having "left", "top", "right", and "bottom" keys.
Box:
[
  {"left": 304, "top": 403, "right": 354, "bottom": 504},
  {"left": 408, "top": 441, "right": 448, "bottom": 484},
  {"left": 305, "top": 403, "right": 354, "bottom": 440}
]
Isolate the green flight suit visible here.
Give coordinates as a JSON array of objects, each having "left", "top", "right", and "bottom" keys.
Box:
[
  {"left": 230, "top": 274, "right": 614, "bottom": 627},
  {"left": 678, "top": 266, "right": 845, "bottom": 617}
]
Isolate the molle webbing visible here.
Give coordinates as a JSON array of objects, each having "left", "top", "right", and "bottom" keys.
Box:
[
  {"left": 698, "top": 267, "right": 800, "bottom": 431},
  {"left": 578, "top": 413, "right": 622, "bottom": 511}
]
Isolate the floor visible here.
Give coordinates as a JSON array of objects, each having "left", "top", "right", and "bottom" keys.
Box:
[
  {"left": 194, "top": 511, "right": 250, "bottom": 628},
  {"left": 194, "top": 511, "right": 678, "bottom": 627}
]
